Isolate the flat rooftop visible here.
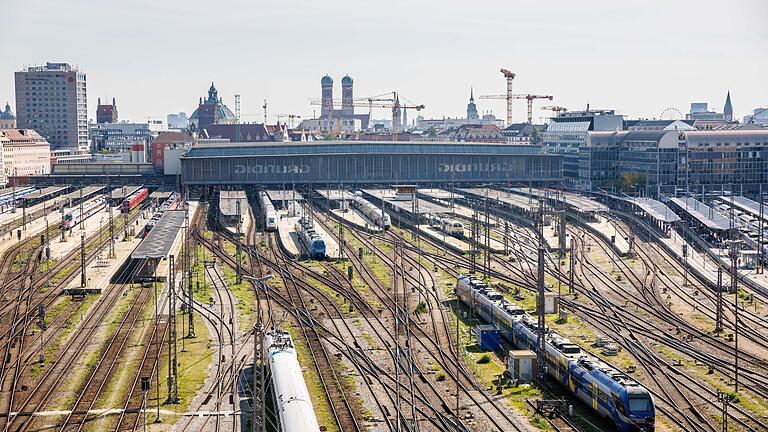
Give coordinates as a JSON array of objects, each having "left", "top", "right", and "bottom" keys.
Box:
[
  {"left": 459, "top": 188, "right": 540, "bottom": 212},
  {"left": 266, "top": 190, "right": 304, "bottom": 202},
  {"left": 20, "top": 185, "right": 69, "bottom": 201},
  {"left": 627, "top": 197, "right": 680, "bottom": 223},
  {"left": 219, "top": 190, "right": 247, "bottom": 216},
  {"left": 59, "top": 185, "right": 107, "bottom": 204},
  {"left": 316, "top": 190, "right": 356, "bottom": 201},
  {"left": 182, "top": 140, "right": 548, "bottom": 158},
  {"left": 669, "top": 197, "right": 731, "bottom": 231},
  {"left": 110, "top": 185, "right": 142, "bottom": 200},
  {"left": 132, "top": 210, "right": 186, "bottom": 259}
]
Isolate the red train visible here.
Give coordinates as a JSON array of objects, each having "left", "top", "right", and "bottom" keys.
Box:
[{"left": 120, "top": 188, "right": 149, "bottom": 212}]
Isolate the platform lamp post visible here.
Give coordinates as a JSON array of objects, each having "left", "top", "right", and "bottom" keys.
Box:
[{"left": 243, "top": 274, "right": 274, "bottom": 432}]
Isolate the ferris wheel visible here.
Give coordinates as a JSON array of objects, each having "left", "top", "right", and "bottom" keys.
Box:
[{"left": 660, "top": 107, "right": 683, "bottom": 120}]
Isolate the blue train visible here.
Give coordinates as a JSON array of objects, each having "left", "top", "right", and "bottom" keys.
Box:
[
  {"left": 0, "top": 187, "right": 36, "bottom": 209},
  {"left": 456, "top": 275, "right": 655, "bottom": 432},
  {"left": 295, "top": 217, "right": 326, "bottom": 260}
]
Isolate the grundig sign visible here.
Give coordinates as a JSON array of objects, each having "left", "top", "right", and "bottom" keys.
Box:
[
  {"left": 437, "top": 162, "right": 522, "bottom": 173},
  {"left": 234, "top": 164, "right": 310, "bottom": 175}
]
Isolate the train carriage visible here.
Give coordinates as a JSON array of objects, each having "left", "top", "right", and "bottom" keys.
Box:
[{"left": 456, "top": 275, "right": 655, "bottom": 431}]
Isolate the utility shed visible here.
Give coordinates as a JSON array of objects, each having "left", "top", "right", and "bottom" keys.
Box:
[
  {"left": 507, "top": 350, "right": 537, "bottom": 383},
  {"left": 473, "top": 325, "right": 501, "bottom": 351}
]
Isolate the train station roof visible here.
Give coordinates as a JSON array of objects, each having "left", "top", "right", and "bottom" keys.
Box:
[
  {"left": 626, "top": 197, "right": 680, "bottom": 223},
  {"left": 716, "top": 196, "right": 768, "bottom": 223},
  {"left": 19, "top": 185, "right": 70, "bottom": 201},
  {"left": 669, "top": 197, "right": 731, "bottom": 231},
  {"left": 460, "top": 188, "right": 540, "bottom": 212},
  {"left": 182, "top": 141, "right": 546, "bottom": 159},
  {"left": 0, "top": 186, "right": 34, "bottom": 197},
  {"left": 149, "top": 190, "right": 174, "bottom": 199},
  {"left": 266, "top": 190, "right": 303, "bottom": 202},
  {"left": 386, "top": 197, "right": 451, "bottom": 215},
  {"left": 420, "top": 188, "right": 464, "bottom": 200},
  {"left": 131, "top": 210, "right": 186, "bottom": 259},
  {"left": 316, "top": 189, "right": 356, "bottom": 201},
  {"left": 59, "top": 185, "right": 106, "bottom": 204},
  {"left": 219, "top": 190, "right": 247, "bottom": 216},
  {"left": 110, "top": 185, "right": 142, "bottom": 200}
]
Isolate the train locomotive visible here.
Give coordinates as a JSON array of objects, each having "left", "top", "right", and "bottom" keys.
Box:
[
  {"left": 120, "top": 188, "right": 149, "bottom": 212},
  {"left": 351, "top": 194, "right": 391, "bottom": 230},
  {"left": 61, "top": 197, "right": 106, "bottom": 230},
  {"left": 259, "top": 191, "right": 277, "bottom": 231},
  {"left": 266, "top": 329, "right": 321, "bottom": 432},
  {"left": 431, "top": 216, "right": 465, "bottom": 237},
  {"left": 295, "top": 217, "right": 326, "bottom": 260},
  {"left": 456, "top": 275, "right": 655, "bottom": 431}
]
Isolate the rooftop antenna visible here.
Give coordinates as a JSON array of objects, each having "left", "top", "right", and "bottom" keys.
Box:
[{"left": 263, "top": 99, "right": 268, "bottom": 124}]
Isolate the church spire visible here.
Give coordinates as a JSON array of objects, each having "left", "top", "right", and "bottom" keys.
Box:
[{"left": 723, "top": 91, "right": 733, "bottom": 122}]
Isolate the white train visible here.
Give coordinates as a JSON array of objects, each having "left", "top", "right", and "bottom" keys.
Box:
[
  {"left": 456, "top": 275, "right": 655, "bottom": 431},
  {"left": 351, "top": 194, "right": 391, "bottom": 230},
  {"left": 61, "top": 197, "right": 106, "bottom": 230},
  {"left": 431, "top": 216, "right": 464, "bottom": 237},
  {"left": 266, "top": 329, "right": 321, "bottom": 432},
  {"left": 259, "top": 191, "right": 277, "bottom": 231}
]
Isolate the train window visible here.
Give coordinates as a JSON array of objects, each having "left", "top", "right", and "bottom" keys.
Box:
[
  {"left": 628, "top": 396, "right": 652, "bottom": 412},
  {"left": 611, "top": 394, "right": 626, "bottom": 415}
]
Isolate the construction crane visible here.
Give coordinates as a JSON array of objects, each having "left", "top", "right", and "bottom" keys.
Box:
[
  {"left": 309, "top": 92, "right": 424, "bottom": 141},
  {"left": 500, "top": 68, "right": 516, "bottom": 125},
  {"left": 541, "top": 105, "right": 568, "bottom": 116},
  {"left": 479, "top": 93, "right": 553, "bottom": 124}
]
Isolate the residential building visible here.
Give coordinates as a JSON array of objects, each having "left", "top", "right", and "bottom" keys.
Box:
[
  {"left": 543, "top": 109, "right": 623, "bottom": 186},
  {"left": 14, "top": 62, "right": 88, "bottom": 153},
  {"left": 0, "top": 129, "right": 51, "bottom": 183},
  {"left": 150, "top": 131, "right": 194, "bottom": 174},
  {"left": 0, "top": 103, "right": 16, "bottom": 129},
  {"left": 501, "top": 123, "right": 537, "bottom": 145},
  {"left": 96, "top": 97, "right": 118, "bottom": 123}
]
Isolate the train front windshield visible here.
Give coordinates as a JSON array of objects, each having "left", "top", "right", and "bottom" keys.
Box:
[{"left": 628, "top": 396, "right": 653, "bottom": 412}]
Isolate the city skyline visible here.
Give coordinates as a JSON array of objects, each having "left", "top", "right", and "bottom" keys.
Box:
[{"left": 1, "top": 0, "right": 766, "bottom": 123}]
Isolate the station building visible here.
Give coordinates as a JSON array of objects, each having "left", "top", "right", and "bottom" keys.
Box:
[{"left": 180, "top": 141, "right": 563, "bottom": 186}]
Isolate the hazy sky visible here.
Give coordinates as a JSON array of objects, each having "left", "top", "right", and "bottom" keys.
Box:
[{"left": 1, "top": 0, "right": 766, "bottom": 124}]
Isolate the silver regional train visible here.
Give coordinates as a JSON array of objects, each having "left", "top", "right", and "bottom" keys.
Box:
[
  {"left": 295, "top": 217, "right": 326, "bottom": 259},
  {"left": 266, "top": 329, "right": 321, "bottom": 432},
  {"left": 456, "top": 275, "right": 655, "bottom": 431},
  {"left": 61, "top": 197, "right": 106, "bottom": 230},
  {"left": 259, "top": 191, "right": 277, "bottom": 231},
  {"left": 351, "top": 193, "right": 391, "bottom": 230}
]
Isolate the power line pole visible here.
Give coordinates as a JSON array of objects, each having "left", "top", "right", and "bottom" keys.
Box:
[
  {"left": 536, "top": 204, "right": 546, "bottom": 381},
  {"left": 236, "top": 200, "right": 242, "bottom": 284},
  {"left": 80, "top": 231, "right": 86, "bottom": 288},
  {"left": 186, "top": 201, "right": 195, "bottom": 338},
  {"left": 167, "top": 255, "right": 179, "bottom": 403},
  {"left": 715, "top": 266, "right": 723, "bottom": 333},
  {"left": 253, "top": 322, "right": 265, "bottom": 432}
]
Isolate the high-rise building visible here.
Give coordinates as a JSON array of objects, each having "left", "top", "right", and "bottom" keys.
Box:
[
  {"left": 0, "top": 103, "right": 15, "bottom": 129},
  {"left": 96, "top": 97, "right": 118, "bottom": 123},
  {"left": 14, "top": 62, "right": 88, "bottom": 153}
]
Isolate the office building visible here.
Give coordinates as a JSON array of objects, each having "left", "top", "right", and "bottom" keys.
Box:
[
  {"left": 543, "top": 109, "right": 624, "bottom": 186},
  {"left": 743, "top": 108, "right": 768, "bottom": 127},
  {"left": 14, "top": 62, "right": 88, "bottom": 153},
  {"left": 167, "top": 112, "right": 189, "bottom": 129},
  {"left": 0, "top": 103, "right": 16, "bottom": 129}
]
